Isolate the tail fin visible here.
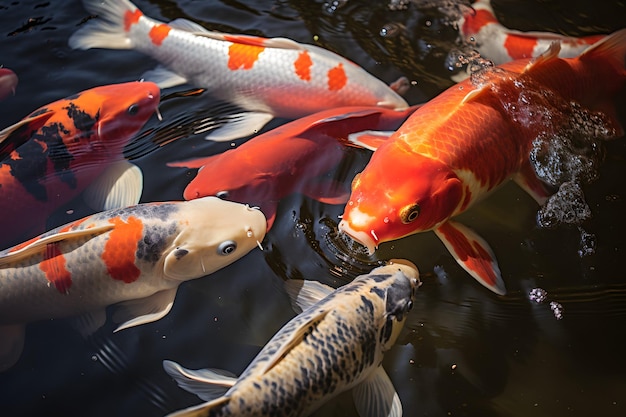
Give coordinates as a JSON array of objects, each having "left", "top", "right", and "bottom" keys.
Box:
[
  {"left": 69, "top": 0, "right": 141, "bottom": 50},
  {"left": 580, "top": 28, "right": 626, "bottom": 76}
]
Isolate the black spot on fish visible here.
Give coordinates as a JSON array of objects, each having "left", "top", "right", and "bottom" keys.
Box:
[
  {"left": 370, "top": 286, "right": 385, "bottom": 300},
  {"left": 360, "top": 294, "right": 374, "bottom": 315},
  {"left": 64, "top": 102, "right": 99, "bottom": 132},
  {"left": 173, "top": 248, "right": 188, "bottom": 260},
  {"left": 28, "top": 107, "right": 49, "bottom": 118}
]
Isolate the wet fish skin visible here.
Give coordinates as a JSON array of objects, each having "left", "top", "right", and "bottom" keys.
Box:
[
  {"left": 0, "top": 196, "right": 267, "bottom": 372},
  {"left": 69, "top": 0, "right": 408, "bottom": 141},
  {"left": 0, "top": 81, "right": 160, "bottom": 249},
  {"left": 458, "top": 0, "right": 606, "bottom": 65},
  {"left": 340, "top": 29, "right": 626, "bottom": 295},
  {"left": 164, "top": 260, "right": 420, "bottom": 417},
  {"left": 168, "top": 105, "right": 419, "bottom": 230}
]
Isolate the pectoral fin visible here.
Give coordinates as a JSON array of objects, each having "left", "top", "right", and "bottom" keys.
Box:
[
  {"left": 434, "top": 220, "right": 506, "bottom": 295},
  {"left": 142, "top": 65, "right": 189, "bottom": 89},
  {"left": 347, "top": 130, "right": 395, "bottom": 151},
  {"left": 202, "top": 111, "right": 274, "bottom": 142},
  {"left": 513, "top": 163, "right": 551, "bottom": 205},
  {"left": 284, "top": 279, "right": 334, "bottom": 313},
  {"left": 112, "top": 288, "right": 178, "bottom": 332},
  {"left": 302, "top": 178, "right": 349, "bottom": 205},
  {"left": 82, "top": 160, "right": 143, "bottom": 211},
  {"left": 353, "top": 366, "right": 402, "bottom": 417},
  {"left": 0, "top": 324, "right": 25, "bottom": 372},
  {"left": 163, "top": 360, "right": 237, "bottom": 401}
]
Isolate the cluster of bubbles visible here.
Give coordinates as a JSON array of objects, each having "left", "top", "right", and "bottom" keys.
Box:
[
  {"left": 530, "top": 102, "right": 617, "bottom": 256},
  {"left": 529, "top": 287, "right": 564, "bottom": 320}
]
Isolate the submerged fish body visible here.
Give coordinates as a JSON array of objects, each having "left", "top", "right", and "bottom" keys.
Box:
[
  {"left": 169, "top": 106, "right": 418, "bottom": 229},
  {"left": 340, "top": 30, "right": 626, "bottom": 294},
  {"left": 164, "top": 260, "right": 420, "bottom": 417},
  {"left": 458, "top": 0, "right": 606, "bottom": 65},
  {"left": 0, "top": 81, "right": 160, "bottom": 249},
  {"left": 0, "top": 196, "right": 267, "bottom": 371},
  {"left": 0, "top": 68, "right": 18, "bottom": 101},
  {"left": 69, "top": 0, "right": 408, "bottom": 142}
]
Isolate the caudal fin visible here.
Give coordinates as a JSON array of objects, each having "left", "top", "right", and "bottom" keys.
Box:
[{"left": 69, "top": 0, "right": 141, "bottom": 50}]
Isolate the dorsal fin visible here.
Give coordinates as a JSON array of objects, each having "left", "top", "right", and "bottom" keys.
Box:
[
  {"left": 259, "top": 309, "right": 330, "bottom": 375},
  {"left": 0, "top": 225, "right": 114, "bottom": 266},
  {"left": 0, "top": 112, "right": 54, "bottom": 157},
  {"left": 522, "top": 41, "right": 561, "bottom": 73}
]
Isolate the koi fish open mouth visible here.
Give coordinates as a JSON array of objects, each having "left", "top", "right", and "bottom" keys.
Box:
[{"left": 337, "top": 219, "right": 378, "bottom": 255}]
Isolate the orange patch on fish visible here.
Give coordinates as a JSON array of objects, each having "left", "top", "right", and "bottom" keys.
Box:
[
  {"left": 294, "top": 51, "right": 313, "bottom": 81},
  {"left": 227, "top": 43, "right": 265, "bottom": 70},
  {"left": 327, "top": 63, "right": 347, "bottom": 91},
  {"left": 8, "top": 235, "right": 39, "bottom": 253},
  {"left": 149, "top": 23, "right": 171, "bottom": 46},
  {"left": 102, "top": 216, "right": 143, "bottom": 283},
  {"left": 39, "top": 242, "right": 72, "bottom": 294},
  {"left": 124, "top": 9, "right": 143, "bottom": 32}
]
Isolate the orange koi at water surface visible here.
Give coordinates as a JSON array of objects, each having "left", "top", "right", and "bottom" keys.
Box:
[
  {"left": 0, "top": 81, "right": 160, "bottom": 249},
  {"left": 169, "top": 106, "right": 418, "bottom": 230},
  {"left": 0, "top": 197, "right": 267, "bottom": 372},
  {"left": 340, "top": 29, "right": 626, "bottom": 295}
]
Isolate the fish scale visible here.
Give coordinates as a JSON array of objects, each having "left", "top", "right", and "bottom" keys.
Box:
[{"left": 165, "top": 261, "right": 419, "bottom": 417}]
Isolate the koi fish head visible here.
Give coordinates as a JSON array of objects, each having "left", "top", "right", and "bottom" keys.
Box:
[
  {"left": 163, "top": 197, "right": 267, "bottom": 280},
  {"left": 361, "top": 259, "right": 420, "bottom": 350},
  {"left": 45, "top": 81, "right": 160, "bottom": 155},
  {"left": 339, "top": 152, "right": 463, "bottom": 254}
]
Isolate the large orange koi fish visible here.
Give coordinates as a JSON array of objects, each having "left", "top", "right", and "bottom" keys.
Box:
[
  {"left": 339, "top": 29, "right": 626, "bottom": 294},
  {"left": 0, "top": 81, "right": 160, "bottom": 249}
]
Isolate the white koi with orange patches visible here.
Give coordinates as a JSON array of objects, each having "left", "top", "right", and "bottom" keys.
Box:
[
  {"left": 458, "top": 0, "right": 606, "bottom": 66},
  {"left": 69, "top": 0, "right": 408, "bottom": 141},
  {"left": 0, "top": 197, "right": 267, "bottom": 372}
]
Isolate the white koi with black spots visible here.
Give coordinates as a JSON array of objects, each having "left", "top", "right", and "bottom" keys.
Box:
[
  {"left": 0, "top": 197, "right": 266, "bottom": 372},
  {"left": 164, "top": 260, "right": 420, "bottom": 417},
  {"left": 68, "top": 0, "right": 408, "bottom": 142}
]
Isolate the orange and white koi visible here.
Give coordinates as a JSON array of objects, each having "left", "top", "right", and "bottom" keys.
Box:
[
  {"left": 0, "top": 68, "right": 18, "bottom": 101},
  {"left": 0, "top": 196, "right": 266, "bottom": 372},
  {"left": 0, "top": 81, "right": 159, "bottom": 249},
  {"left": 69, "top": 0, "right": 408, "bottom": 142},
  {"left": 168, "top": 106, "right": 418, "bottom": 230},
  {"left": 458, "top": 0, "right": 606, "bottom": 65},
  {"left": 339, "top": 29, "right": 626, "bottom": 295}
]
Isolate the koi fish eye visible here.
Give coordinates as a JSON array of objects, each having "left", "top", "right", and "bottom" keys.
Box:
[
  {"left": 216, "top": 190, "right": 229, "bottom": 199},
  {"left": 406, "top": 300, "right": 414, "bottom": 312},
  {"left": 127, "top": 103, "right": 140, "bottom": 116},
  {"left": 217, "top": 240, "right": 237, "bottom": 255},
  {"left": 400, "top": 203, "right": 420, "bottom": 224}
]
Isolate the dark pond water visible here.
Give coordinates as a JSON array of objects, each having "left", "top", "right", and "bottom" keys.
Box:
[{"left": 1, "top": 0, "right": 625, "bottom": 416}]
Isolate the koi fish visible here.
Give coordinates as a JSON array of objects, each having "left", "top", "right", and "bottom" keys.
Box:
[
  {"left": 68, "top": 0, "right": 408, "bottom": 142},
  {"left": 168, "top": 106, "right": 419, "bottom": 230},
  {"left": 458, "top": 0, "right": 606, "bottom": 65},
  {"left": 163, "top": 259, "right": 420, "bottom": 417},
  {"left": 0, "top": 196, "right": 267, "bottom": 372},
  {"left": 339, "top": 29, "right": 626, "bottom": 295},
  {"left": 0, "top": 68, "right": 18, "bottom": 101},
  {"left": 0, "top": 81, "right": 159, "bottom": 249}
]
